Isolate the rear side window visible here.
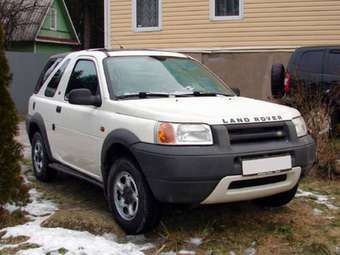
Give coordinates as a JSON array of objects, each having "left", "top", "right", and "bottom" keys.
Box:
[
  {"left": 300, "top": 50, "right": 324, "bottom": 73},
  {"left": 34, "top": 58, "right": 63, "bottom": 93},
  {"left": 325, "top": 50, "right": 340, "bottom": 75},
  {"left": 65, "top": 60, "right": 99, "bottom": 98},
  {"left": 44, "top": 60, "right": 70, "bottom": 98}
]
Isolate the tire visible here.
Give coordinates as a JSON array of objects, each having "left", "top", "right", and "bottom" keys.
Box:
[
  {"left": 255, "top": 184, "right": 299, "bottom": 207},
  {"left": 31, "top": 132, "right": 56, "bottom": 182},
  {"left": 271, "top": 64, "right": 285, "bottom": 97},
  {"left": 107, "top": 157, "right": 160, "bottom": 234}
]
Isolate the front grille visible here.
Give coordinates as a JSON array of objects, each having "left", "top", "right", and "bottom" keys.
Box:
[
  {"left": 227, "top": 123, "right": 288, "bottom": 145},
  {"left": 229, "top": 174, "right": 287, "bottom": 190}
]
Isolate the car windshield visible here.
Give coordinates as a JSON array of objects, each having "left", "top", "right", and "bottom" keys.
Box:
[{"left": 103, "top": 56, "right": 234, "bottom": 98}]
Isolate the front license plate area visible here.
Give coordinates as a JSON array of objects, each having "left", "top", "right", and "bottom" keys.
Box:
[{"left": 242, "top": 155, "right": 292, "bottom": 176}]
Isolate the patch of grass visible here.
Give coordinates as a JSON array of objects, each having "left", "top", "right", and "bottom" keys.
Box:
[
  {"left": 0, "top": 208, "right": 28, "bottom": 229},
  {"left": 42, "top": 208, "right": 123, "bottom": 236},
  {"left": 0, "top": 236, "right": 29, "bottom": 245},
  {"left": 275, "top": 224, "right": 294, "bottom": 240},
  {"left": 302, "top": 242, "right": 331, "bottom": 255},
  {"left": 0, "top": 243, "right": 39, "bottom": 255},
  {"left": 46, "top": 248, "right": 68, "bottom": 255}
]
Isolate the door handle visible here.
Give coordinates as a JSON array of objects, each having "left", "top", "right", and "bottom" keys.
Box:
[{"left": 56, "top": 106, "right": 62, "bottom": 113}]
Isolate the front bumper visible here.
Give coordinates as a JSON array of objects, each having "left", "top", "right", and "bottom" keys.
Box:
[
  {"left": 202, "top": 167, "right": 301, "bottom": 204},
  {"left": 132, "top": 128, "right": 315, "bottom": 204}
]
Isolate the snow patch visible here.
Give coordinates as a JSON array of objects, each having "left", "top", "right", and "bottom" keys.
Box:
[
  {"left": 188, "top": 237, "right": 203, "bottom": 246},
  {"left": 313, "top": 208, "right": 323, "bottom": 216},
  {"left": 0, "top": 188, "right": 152, "bottom": 255},
  {"left": 178, "top": 250, "right": 196, "bottom": 255},
  {"left": 244, "top": 241, "right": 257, "bottom": 255},
  {"left": 296, "top": 189, "right": 338, "bottom": 210},
  {"left": 161, "top": 251, "right": 195, "bottom": 255},
  {"left": 3, "top": 203, "right": 20, "bottom": 214}
]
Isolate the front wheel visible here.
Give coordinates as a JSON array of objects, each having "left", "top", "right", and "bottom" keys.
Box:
[
  {"left": 255, "top": 184, "right": 299, "bottom": 207},
  {"left": 31, "top": 132, "right": 56, "bottom": 182},
  {"left": 107, "top": 157, "right": 160, "bottom": 234}
]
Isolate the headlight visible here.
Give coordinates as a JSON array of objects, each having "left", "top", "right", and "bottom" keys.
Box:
[
  {"left": 292, "top": 116, "right": 308, "bottom": 137},
  {"left": 156, "top": 122, "right": 213, "bottom": 145}
]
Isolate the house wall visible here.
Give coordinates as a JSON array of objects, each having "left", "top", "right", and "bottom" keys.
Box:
[
  {"left": 109, "top": 0, "right": 340, "bottom": 49},
  {"left": 35, "top": 42, "right": 75, "bottom": 54},
  {"left": 39, "top": 0, "right": 74, "bottom": 40},
  {"left": 186, "top": 51, "right": 292, "bottom": 99}
]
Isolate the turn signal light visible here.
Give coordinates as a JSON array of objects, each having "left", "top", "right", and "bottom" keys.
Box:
[{"left": 157, "top": 123, "right": 176, "bottom": 144}]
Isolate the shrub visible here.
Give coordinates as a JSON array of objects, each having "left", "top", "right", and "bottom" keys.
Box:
[
  {"left": 0, "top": 25, "right": 28, "bottom": 207},
  {"left": 280, "top": 83, "right": 340, "bottom": 178}
]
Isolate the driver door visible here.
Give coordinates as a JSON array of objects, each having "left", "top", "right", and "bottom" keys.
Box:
[{"left": 54, "top": 58, "right": 104, "bottom": 178}]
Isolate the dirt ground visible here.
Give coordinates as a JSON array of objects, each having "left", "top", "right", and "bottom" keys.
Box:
[{"left": 1, "top": 124, "right": 339, "bottom": 255}]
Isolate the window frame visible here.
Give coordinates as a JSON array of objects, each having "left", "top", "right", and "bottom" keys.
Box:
[
  {"left": 50, "top": 7, "right": 57, "bottom": 31},
  {"left": 132, "top": 0, "right": 162, "bottom": 32},
  {"left": 209, "top": 0, "right": 244, "bottom": 21},
  {"left": 34, "top": 57, "right": 62, "bottom": 94},
  {"left": 64, "top": 58, "right": 101, "bottom": 101},
  {"left": 44, "top": 59, "right": 70, "bottom": 98}
]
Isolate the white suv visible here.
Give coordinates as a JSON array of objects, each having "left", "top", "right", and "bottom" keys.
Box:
[{"left": 26, "top": 49, "right": 315, "bottom": 234}]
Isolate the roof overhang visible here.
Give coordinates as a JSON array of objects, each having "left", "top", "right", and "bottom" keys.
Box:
[{"left": 36, "top": 36, "right": 80, "bottom": 45}]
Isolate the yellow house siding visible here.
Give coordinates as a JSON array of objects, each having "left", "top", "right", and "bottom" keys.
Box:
[{"left": 109, "top": 0, "right": 340, "bottom": 49}]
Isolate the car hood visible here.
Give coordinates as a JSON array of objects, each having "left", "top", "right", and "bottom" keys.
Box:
[{"left": 110, "top": 96, "right": 301, "bottom": 125}]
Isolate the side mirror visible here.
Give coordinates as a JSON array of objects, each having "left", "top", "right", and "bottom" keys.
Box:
[
  {"left": 232, "top": 87, "right": 241, "bottom": 96},
  {"left": 271, "top": 64, "right": 285, "bottom": 98},
  {"left": 69, "top": 88, "right": 102, "bottom": 107}
]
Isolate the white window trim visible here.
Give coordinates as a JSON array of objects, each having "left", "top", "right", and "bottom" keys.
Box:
[
  {"left": 209, "top": 0, "right": 244, "bottom": 21},
  {"left": 132, "top": 0, "right": 162, "bottom": 32},
  {"left": 50, "top": 8, "right": 57, "bottom": 31}
]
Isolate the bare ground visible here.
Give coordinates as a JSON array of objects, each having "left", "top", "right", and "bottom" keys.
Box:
[{"left": 1, "top": 124, "right": 339, "bottom": 254}]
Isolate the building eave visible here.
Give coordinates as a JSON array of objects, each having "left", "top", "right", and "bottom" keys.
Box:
[{"left": 36, "top": 36, "right": 80, "bottom": 45}]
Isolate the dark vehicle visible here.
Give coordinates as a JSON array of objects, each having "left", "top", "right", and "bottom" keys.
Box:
[{"left": 271, "top": 46, "right": 340, "bottom": 135}]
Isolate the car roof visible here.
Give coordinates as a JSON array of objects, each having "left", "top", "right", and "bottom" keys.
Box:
[
  {"left": 50, "top": 49, "right": 189, "bottom": 60},
  {"left": 296, "top": 45, "right": 340, "bottom": 51}
]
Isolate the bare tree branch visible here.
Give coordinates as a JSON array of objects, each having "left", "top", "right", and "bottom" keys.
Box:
[{"left": 0, "top": 0, "right": 48, "bottom": 49}]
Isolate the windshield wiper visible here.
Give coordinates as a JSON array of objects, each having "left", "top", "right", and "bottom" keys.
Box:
[
  {"left": 175, "top": 91, "right": 234, "bottom": 97},
  {"left": 116, "top": 92, "right": 171, "bottom": 99}
]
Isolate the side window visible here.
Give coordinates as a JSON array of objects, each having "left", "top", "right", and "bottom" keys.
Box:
[
  {"left": 34, "top": 58, "right": 62, "bottom": 93},
  {"left": 326, "top": 50, "right": 340, "bottom": 75},
  {"left": 44, "top": 60, "right": 70, "bottom": 98},
  {"left": 65, "top": 60, "right": 99, "bottom": 99},
  {"left": 300, "top": 50, "right": 324, "bottom": 73}
]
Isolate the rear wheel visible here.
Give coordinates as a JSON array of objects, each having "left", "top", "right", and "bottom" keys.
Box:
[
  {"left": 256, "top": 184, "right": 299, "bottom": 207},
  {"left": 31, "top": 132, "right": 56, "bottom": 182},
  {"left": 107, "top": 157, "right": 160, "bottom": 234}
]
